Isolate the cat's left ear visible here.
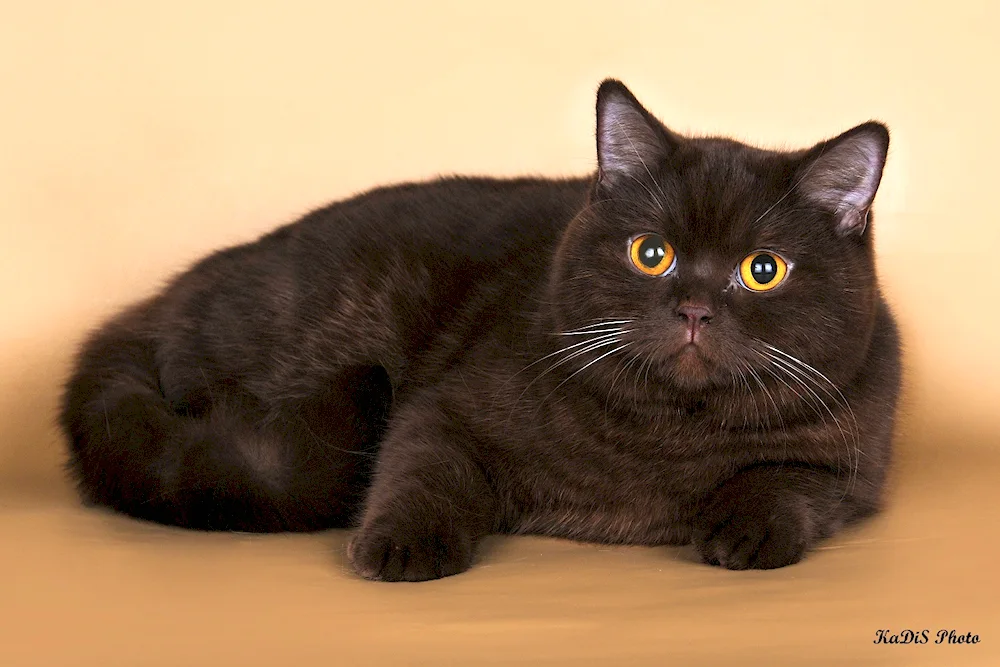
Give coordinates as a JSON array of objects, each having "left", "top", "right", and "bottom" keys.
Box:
[{"left": 796, "top": 122, "right": 889, "bottom": 236}]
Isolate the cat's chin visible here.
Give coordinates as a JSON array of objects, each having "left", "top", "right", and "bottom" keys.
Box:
[{"left": 666, "top": 344, "right": 715, "bottom": 390}]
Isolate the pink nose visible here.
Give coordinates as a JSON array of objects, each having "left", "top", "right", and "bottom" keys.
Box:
[{"left": 676, "top": 303, "right": 713, "bottom": 342}]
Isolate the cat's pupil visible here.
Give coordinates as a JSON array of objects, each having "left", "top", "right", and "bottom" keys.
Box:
[
  {"left": 639, "top": 237, "right": 665, "bottom": 267},
  {"left": 751, "top": 253, "right": 777, "bottom": 284}
]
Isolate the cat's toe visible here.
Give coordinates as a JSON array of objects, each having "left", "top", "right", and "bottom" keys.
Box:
[
  {"left": 348, "top": 520, "right": 474, "bottom": 582},
  {"left": 693, "top": 495, "right": 811, "bottom": 570},
  {"left": 749, "top": 525, "right": 809, "bottom": 570},
  {"left": 695, "top": 516, "right": 808, "bottom": 570}
]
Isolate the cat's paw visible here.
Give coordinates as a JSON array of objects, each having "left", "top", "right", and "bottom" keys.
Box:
[
  {"left": 693, "top": 477, "right": 815, "bottom": 570},
  {"left": 347, "top": 516, "right": 475, "bottom": 582}
]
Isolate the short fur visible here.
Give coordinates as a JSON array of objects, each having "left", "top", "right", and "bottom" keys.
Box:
[{"left": 60, "top": 80, "right": 900, "bottom": 580}]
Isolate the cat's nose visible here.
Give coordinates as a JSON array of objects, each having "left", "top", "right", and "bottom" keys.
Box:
[
  {"left": 676, "top": 303, "right": 713, "bottom": 325},
  {"left": 676, "top": 302, "right": 713, "bottom": 342}
]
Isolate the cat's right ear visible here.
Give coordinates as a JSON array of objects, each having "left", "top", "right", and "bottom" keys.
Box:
[{"left": 595, "top": 80, "right": 676, "bottom": 189}]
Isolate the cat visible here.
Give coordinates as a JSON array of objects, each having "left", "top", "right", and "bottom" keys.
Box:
[{"left": 60, "top": 80, "right": 901, "bottom": 581}]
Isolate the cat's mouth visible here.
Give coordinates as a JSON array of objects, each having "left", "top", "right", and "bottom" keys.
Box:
[
  {"left": 669, "top": 343, "right": 713, "bottom": 384},
  {"left": 675, "top": 342, "right": 708, "bottom": 362}
]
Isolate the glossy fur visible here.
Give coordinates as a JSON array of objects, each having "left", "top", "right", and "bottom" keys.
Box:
[{"left": 61, "top": 81, "right": 900, "bottom": 580}]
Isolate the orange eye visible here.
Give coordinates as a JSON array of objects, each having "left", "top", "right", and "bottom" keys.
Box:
[
  {"left": 629, "top": 234, "right": 676, "bottom": 276},
  {"left": 738, "top": 251, "right": 788, "bottom": 292}
]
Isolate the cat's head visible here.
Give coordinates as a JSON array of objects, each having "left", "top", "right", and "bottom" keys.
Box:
[{"left": 548, "top": 80, "right": 889, "bottom": 398}]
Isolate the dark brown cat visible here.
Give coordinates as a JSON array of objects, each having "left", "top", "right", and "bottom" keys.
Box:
[{"left": 60, "top": 80, "right": 900, "bottom": 580}]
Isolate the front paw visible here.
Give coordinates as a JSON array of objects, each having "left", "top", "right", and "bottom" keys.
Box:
[
  {"left": 347, "top": 516, "right": 475, "bottom": 582},
  {"left": 693, "top": 479, "right": 815, "bottom": 570}
]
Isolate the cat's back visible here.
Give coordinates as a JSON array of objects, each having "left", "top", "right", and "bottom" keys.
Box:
[
  {"left": 148, "top": 176, "right": 590, "bottom": 392},
  {"left": 284, "top": 176, "right": 593, "bottom": 349},
  {"left": 291, "top": 176, "right": 591, "bottom": 262},
  {"left": 163, "top": 175, "right": 591, "bottom": 318}
]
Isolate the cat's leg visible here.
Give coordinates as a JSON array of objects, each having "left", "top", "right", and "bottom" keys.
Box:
[
  {"left": 347, "top": 392, "right": 496, "bottom": 581},
  {"left": 692, "top": 465, "right": 875, "bottom": 570}
]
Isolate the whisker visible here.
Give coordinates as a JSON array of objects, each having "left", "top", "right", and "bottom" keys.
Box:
[
  {"left": 519, "top": 330, "right": 625, "bottom": 374},
  {"left": 730, "top": 362, "right": 754, "bottom": 429},
  {"left": 753, "top": 346, "right": 860, "bottom": 498},
  {"left": 761, "top": 344, "right": 862, "bottom": 463},
  {"left": 754, "top": 352, "right": 844, "bottom": 479},
  {"left": 606, "top": 351, "right": 642, "bottom": 415},
  {"left": 762, "top": 344, "right": 861, "bottom": 438},
  {"left": 490, "top": 328, "right": 625, "bottom": 416},
  {"left": 559, "top": 319, "right": 633, "bottom": 334},
  {"left": 561, "top": 343, "right": 631, "bottom": 387},
  {"left": 745, "top": 362, "right": 782, "bottom": 431},
  {"left": 540, "top": 343, "right": 632, "bottom": 409},
  {"left": 559, "top": 327, "right": 628, "bottom": 336},
  {"left": 504, "top": 335, "right": 626, "bottom": 420}
]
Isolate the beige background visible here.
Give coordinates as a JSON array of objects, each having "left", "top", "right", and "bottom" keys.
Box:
[{"left": 1, "top": 1, "right": 998, "bottom": 665}]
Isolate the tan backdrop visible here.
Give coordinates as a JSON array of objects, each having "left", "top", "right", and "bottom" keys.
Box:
[{"left": 1, "top": 2, "right": 997, "bottom": 666}]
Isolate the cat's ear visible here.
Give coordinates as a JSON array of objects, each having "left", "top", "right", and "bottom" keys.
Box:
[
  {"left": 796, "top": 122, "right": 889, "bottom": 236},
  {"left": 595, "top": 80, "right": 676, "bottom": 188}
]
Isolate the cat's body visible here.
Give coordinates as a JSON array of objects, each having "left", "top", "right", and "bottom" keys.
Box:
[{"left": 61, "top": 81, "right": 900, "bottom": 580}]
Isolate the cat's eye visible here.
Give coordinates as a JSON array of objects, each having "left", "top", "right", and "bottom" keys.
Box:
[
  {"left": 629, "top": 234, "right": 676, "bottom": 277},
  {"left": 738, "top": 251, "right": 788, "bottom": 292}
]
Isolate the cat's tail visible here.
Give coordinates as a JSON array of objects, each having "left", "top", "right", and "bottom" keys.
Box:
[{"left": 60, "top": 301, "right": 388, "bottom": 532}]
